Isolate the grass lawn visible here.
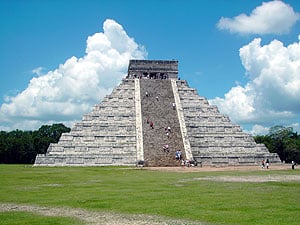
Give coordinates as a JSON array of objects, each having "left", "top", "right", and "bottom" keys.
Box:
[
  {"left": 0, "top": 211, "right": 84, "bottom": 225},
  {"left": 0, "top": 164, "right": 299, "bottom": 224}
]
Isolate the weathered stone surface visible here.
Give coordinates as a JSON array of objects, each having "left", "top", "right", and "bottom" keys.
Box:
[
  {"left": 34, "top": 60, "right": 281, "bottom": 167},
  {"left": 34, "top": 79, "right": 137, "bottom": 166},
  {"left": 127, "top": 60, "right": 178, "bottom": 79},
  {"left": 176, "top": 80, "right": 281, "bottom": 165},
  {"left": 140, "top": 79, "right": 184, "bottom": 166}
]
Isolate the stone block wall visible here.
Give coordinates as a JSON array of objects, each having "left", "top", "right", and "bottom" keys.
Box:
[
  {"left": 176, "top": 80, "right": 281, "bottom": 165},
  {"left": 34, "top": 79, "right": 138, "bottom": 166}
]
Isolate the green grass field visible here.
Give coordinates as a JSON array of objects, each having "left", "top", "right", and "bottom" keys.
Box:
[
  {"left": 0, "top": 165, "right": 299, "bottom": 224},
  {"left": 0, "top": 211, "right": 84, "bottom": 225}
]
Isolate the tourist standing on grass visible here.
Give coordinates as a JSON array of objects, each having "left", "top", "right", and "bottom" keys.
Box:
[
  {"left": 266, "top": 159, "right": 269, "bottom": 169},
  {"left": 292, "top": 161, "right": 296, "bottom": 170},
  {"left": 261, "top": 159, "right": 265, "bottom": 168}
]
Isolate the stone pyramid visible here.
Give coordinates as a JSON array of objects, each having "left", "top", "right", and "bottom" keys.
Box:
[{"left": 34, "top": 60, "right": 281, "bottom": 166}]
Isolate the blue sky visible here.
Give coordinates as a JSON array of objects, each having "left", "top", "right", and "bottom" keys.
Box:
[{"left": 1, "top": 0, "right": 300, "bottom": 134}]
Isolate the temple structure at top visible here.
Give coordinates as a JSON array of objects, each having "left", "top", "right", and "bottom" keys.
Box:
[
  {"left": 34, "top": 59, "right": 281, "bottom": 167},
  {"left": 127, "top": 60, "right": 178, "bottom": 79}
]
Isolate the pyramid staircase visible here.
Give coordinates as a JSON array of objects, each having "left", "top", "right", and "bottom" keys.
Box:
[
  {"left": 34, "top": 60, "right": 281, "bottom": 167},
  {"left": 140, "top": 79, "right": 184, "bottom": 166}
]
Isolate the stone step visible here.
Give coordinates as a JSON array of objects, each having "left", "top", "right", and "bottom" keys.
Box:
[
  {"left": 34, "top": 78, "right": 138, "bottom": 166},
  {"left": 35, "top": 154, "right": 136, "bottom": 166},
  {"left": 140, "top": 79, "right": 185, "bottom": 166},
  {"left": 34, "top": 60, "right": 281, "bottom": 167},
  {"left": 176, "top": 79, "right": 280, "bottom": 165}
]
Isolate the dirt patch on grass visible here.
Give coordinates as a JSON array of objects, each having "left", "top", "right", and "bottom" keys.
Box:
[
  {"left": 0, "top": 203, "right": 203, "bottom": 225},
  {"left": 146, "top": 164, "right": 300, "bottom": 183},
  {"left": 182, "top": 174, "right": 300, "bottom": 183},
  {"left": 145, "top": 164, "right": 293, "bottom": 172}
]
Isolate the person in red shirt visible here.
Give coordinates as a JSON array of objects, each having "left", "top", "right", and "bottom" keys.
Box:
[{"left": 150, "top": 121, "right": 154, "bottom": 129}]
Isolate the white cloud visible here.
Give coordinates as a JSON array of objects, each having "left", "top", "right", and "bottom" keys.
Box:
[
  {"left": 209, "top": 36, "right": 300, "bottom": 133},
  {"left": 217, "top": 0, "right": 300, "bottom": 35},
  {"left": 248, "top": 124, "right": 270, "bottom": 135},
  {"left": 0, "top": 19, "right": 147, "bottom": 131},
  {"left": 246, "top": 122, "right": 300, "bottom": 136},
  {"left": 210, "top": 85, "right": 255, "bottom": 122},
  {"left": 290, "top": 122, "right": 300, "bottom": 133},
  {"left": 32, "top": 67, "right": 45, "bottom": 76}
]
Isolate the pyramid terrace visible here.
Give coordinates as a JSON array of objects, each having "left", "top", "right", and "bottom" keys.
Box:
[{"left": 34, "top": 60, "right": 280, "bottom": 167}]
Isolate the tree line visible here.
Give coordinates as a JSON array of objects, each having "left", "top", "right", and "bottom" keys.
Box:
[
  {"left": 254, "top": 125, "right": 300, "bottom": 164},
  {"left": 0, "top": 124, "right": 299, "bottom": 164},
  {"left": 0, "top": 124, "right": 70, "bottom": 164}
]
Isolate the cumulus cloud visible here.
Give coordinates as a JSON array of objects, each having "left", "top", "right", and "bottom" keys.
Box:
[
  {"left": 217, "top": 0, "right": 300, "bottom": 35},
  {"left": 31, "top": 67, "right": 45, "bottom": 76},
  {"left": 248, "top": 124, "right": 270, "bottom": 135},
  {"left": 247, "top": 122, "right": 300, "bottom": 135},
  {"left": 0, "top": 19, "right": 147, "bottom": 131},
  {"left": 209, "top": 36, "right": 300, "bottom": 134}
]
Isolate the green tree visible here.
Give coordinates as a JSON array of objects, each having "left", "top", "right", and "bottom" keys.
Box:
[
  {"left": 0, "top": 124, "right": 70, "bottom": 164},
  {"left": 255, "top": 126, "right": 300, "bottom": 163}
]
